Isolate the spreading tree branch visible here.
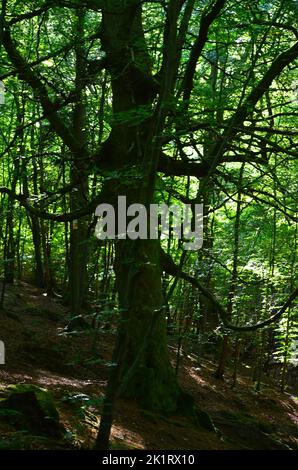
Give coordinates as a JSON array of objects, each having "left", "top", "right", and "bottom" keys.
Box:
[
  {"left": 158, "top": 153, "right": 209, "bottom": 178},
  {"left": 0, "top": 186, "right": 103, "bottom": 222},
  {"left": 210, "top": 41, "right": 298, "bottom": 163},
  {"left": 182, "top": 0, "right": 226, "bottom": 104},
  {"left": 160, "top": 248, "right": 298, "bottom": 332}
]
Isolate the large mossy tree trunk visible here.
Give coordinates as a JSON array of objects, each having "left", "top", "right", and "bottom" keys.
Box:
[
  {"left": 95, "top": 5, "right": 185, "bottom": 449},
  {"left": 102, "top": 1, "right": 182, "bottom": 407},
  {"left": 114, "top": 238, "right": 181, "bottom": 412}
]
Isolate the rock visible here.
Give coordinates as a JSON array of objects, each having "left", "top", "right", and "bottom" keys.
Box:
[
  {"left": 0, "top": 408, "right": 27, "bottom": 428},
  {"left": 0, "top": 384, "right": 65, "bottom": 438}
]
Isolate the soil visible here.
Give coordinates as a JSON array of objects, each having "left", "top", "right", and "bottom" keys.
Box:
[{"left": 0, "top": 281, "right": 297, "bottom": 450}]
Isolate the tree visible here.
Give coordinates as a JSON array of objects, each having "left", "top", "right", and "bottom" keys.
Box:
[{"left": 0, "top": 0, "right": 297, "bottom": 449}]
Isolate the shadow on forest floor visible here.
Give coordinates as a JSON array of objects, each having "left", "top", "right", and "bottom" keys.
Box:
[{"left": 0, "top": 281, "right": 297, "bottom": 450}]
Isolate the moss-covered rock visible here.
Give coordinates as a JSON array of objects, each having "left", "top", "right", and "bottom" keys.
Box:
[
  {"left": 0, "top": 433, "right": 73, "bottom": 450},
  {"left": 0, "top": 408, "right": 27, "bottom": 428},
  {"left": 0, "top": 384, "right": 64, "bottom": 438}
]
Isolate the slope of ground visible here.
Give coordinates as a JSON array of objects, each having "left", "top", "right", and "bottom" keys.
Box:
[{"left": 0, "top": 281, "right": 297, "bottom": 450}]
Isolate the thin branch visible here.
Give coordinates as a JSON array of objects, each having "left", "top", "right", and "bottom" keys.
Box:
[{"left": 160, "top": 248, "right": 298, "bottom": 332}]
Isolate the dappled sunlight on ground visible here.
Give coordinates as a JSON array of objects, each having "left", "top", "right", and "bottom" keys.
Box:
[
  {"left": 111, "top": 424, "right": 145, "bottom": 449},
  {"left": 186, "top": 366, "right": 208, "bottom": 387}
]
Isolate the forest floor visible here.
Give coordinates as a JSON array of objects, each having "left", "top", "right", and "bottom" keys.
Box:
[{"left": 0, "top": 281, "right": 297, "bottom": 450}]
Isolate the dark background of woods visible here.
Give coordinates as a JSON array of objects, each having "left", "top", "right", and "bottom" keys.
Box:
[{"left": 0, "top": 0, "right": 297, "bottom": 450}]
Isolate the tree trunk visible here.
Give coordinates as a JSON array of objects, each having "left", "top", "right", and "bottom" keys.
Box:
[
  {"left": 68, "top": 11, "right": 89, "bottom": 318},
  {"left": 114, "top": 238, "right": 181, "bottom": 410},
  {"left": 95, "top": 4, "right": 185, "bottom": 440}
]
